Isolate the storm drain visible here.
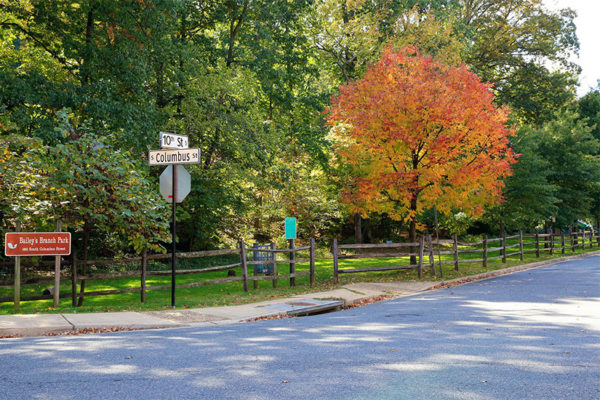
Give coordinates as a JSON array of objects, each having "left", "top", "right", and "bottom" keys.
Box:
[{"left": 261, "top": 299, "right": 344, "bottom": 317}]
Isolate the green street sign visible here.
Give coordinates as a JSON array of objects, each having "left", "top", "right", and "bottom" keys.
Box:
[{"left": 285, "top": 218, "right": 297, "bottom": 240}]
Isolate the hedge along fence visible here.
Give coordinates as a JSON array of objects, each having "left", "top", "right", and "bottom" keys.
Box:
[
  {"left": 332, "top": 230, "right": 600, "bottom": 280},
  {"left": 0, "top": 239, "right": 316, "bottom": 307}
]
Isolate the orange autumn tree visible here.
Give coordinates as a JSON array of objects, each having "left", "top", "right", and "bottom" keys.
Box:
[{"left": 327, "top": 46, "right": 517, "bottom": 247}]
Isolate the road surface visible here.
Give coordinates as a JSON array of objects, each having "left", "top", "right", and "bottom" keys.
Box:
[{"left": 1, "top": 257, "right": 598, "bottom": 399}]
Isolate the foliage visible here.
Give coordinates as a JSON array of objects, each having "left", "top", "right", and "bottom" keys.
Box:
[
  {"left": 327, "top": 47, "right": 516, "bottom": 243},
  {"left": 0, "top": 135, "right": 46, "bottom": 228},
  {"left": 577, "top": 87, "right": 600, "bottom": 141},
  {"left": 458, "top": 0, "right": 579, "bottom": 125},
  {"left": 44, "top": 129, "right": 170, "bottom": 253},
  {"left": 533, "top": 111, "right": 600, "bottom": 227},
  {"left": 0, "top": 0, "right": 596, "bottom": 252},
  {"left": 500, "top": 127, "right": 559, "bottom": 230}
]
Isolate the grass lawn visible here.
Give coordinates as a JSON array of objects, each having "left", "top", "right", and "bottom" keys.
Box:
[{"left": 1, "top": 238, "right": 598, "bottom": 315}]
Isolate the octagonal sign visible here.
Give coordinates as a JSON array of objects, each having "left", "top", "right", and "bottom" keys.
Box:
[{"left": 160, "top": 165, "right": 191, "bottom": 203}]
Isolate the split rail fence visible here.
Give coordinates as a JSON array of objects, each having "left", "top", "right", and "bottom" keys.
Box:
[
  {"left": 0, "top": 239, "right": 316, "bottom": 306},
  {"left": 2, "top": 229, "right": 599, "bottom": 307},
  {"left": 332, "top": 230, "right": 600, "bottom": 282}
]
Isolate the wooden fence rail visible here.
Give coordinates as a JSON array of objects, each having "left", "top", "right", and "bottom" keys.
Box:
[
  {"left": 332, "top": 229, "right": 599, "bottom": 281},
  {"left": 1, "top": 239, "right": 316, "bottom": 306},
  {"left": 3, "top": 229, "right": 599, "bottom": 307}
]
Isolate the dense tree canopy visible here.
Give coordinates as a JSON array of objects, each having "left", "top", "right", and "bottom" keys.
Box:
[{"left": 0, "top": 0, "right": 597, "bottom": 257}]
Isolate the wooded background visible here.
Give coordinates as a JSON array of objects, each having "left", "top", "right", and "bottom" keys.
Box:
[{"left": 2, "top": 0, "right": 600, "bottom": 263}]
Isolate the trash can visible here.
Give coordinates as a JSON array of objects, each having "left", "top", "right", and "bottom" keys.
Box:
[{"left": 252, "top": 243, "right": 275, "bottom": 274}]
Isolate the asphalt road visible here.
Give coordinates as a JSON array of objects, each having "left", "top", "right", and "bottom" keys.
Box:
[{"left": 1, "top": 257, "right": 599, "bottom": 400}]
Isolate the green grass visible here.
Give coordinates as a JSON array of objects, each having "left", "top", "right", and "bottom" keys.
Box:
[{"left": 1, "top": 238, "right": 598, "bottom": 315}]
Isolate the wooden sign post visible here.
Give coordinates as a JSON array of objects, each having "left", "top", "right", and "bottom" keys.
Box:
[{"left": 5, "top": 226, "right": 71, "bottom": 310}]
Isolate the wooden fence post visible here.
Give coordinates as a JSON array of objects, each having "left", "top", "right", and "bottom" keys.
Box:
[
  {"left": 501, "top": 232, "right": 506, "bottom": 263},
  {"left": 309, "top": 238, "right": 315, "bottom": 286},
  {"left": 140, "top": 247, "right": 147, "bottom": 303},
  {"left": 535, "top": 233, "right": 540, "bottom": 258},
  {"left": 418, "top": 236, "right": 424, "bottom": 279},
  {"left": 453, "top": 234, "right": 459, "bottom": 271},
  {"left": 427, "top": 235, "right": 435, "bottom": 275},
  {"left": 240, "top": 241, "right": 248, "bottom": 292},
  {"left": 53, "top": 220, "right": 62, "bottom": 308},
  {"left": 252, "top": 243, "right": 259, "bottom": 290},
  {"left": 271, "top": 243, "right": 277, "bottom": 289},
  {"left": 582, "top": 230, "right": 586, "bottom": 250},
  {"left": 561, "top": 231, "right": 565, "bottom": 254},
  {"left": 13, "top": 221, "right": 21, "bottom": 312},
  {"left": 289, "top": 239, "right": 295, "bottom": 287},
  {"left": 570, "top": 229, "right": 575, "bottom": 252},
  {"left": 519, "top": 231, "right": 524, "bottom": 261},
  {"left": 333, "top": 239, "right": 339, "bottom": 284},
  {"left": 483, "top": 235, "right": 488, "bottom": 268},
  {"left": 549, "top": 232, "right": 554, "bottom": 255},
  {"left": 71, "top": 251, "right": 78, "bottom": 307}
]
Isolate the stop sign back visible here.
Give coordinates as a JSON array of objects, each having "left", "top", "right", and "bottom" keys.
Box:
[{"left": 160, "top": 165, "right": 191, "bottom": 203}]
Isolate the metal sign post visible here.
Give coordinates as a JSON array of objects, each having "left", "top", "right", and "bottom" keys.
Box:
[
  {"left": 148, "top": 132, "right": 199, "bottom": 308},
  {"left": 171, "top": 163, "right": 177, "bottom": 308}
]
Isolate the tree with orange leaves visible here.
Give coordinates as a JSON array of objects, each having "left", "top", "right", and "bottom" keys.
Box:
[{"left": 327, "top": 46, "right": 517, "bottom": 248}]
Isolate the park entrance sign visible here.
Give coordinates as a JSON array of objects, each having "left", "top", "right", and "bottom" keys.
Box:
[
  {"left": 5, "top": 232, "right": 71, "bottom": 256},
  {"left": 5, "top": 227, "right": 70, "bottom": 310}
]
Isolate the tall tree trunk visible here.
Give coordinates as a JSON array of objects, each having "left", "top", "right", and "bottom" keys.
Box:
[
  {"left": 81, "top": 9, "right": 94, "bottom": 87},
  {"left": 409, "top": 195, "right": 418, "bottom": 265},
  {"left": 77, "top": 223, "right": 90, "bottom": 306},
  {"left": 176, "top": 10, "right": 187, "bottom": 115},
  {"left": 226, "top": 1, "right": 248, "bottom": 67},
  {"left": 354, "top": 214, "right": 362, "bottom": 244}
]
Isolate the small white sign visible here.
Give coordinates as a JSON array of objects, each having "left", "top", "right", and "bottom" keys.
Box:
[
  {"left": 159, "top": 132, "right": 189, "bottom": 150},
  {"left": 149, "top": 148, "right": 201, "bottom": 165}
]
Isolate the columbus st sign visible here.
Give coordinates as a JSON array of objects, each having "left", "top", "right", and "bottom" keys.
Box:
[{"left": 148, "top": 148, "right": 201, "bottom": 166}]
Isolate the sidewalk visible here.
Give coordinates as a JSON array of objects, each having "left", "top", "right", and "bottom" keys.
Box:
[
  {"left": 1, "top": 251, "right": 598, "bottom": 338},
  {"left": 0, "top": 281, "right": 435, "bottom": 338}
]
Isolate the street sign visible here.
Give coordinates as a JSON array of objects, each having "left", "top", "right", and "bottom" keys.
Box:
[
  {"left": 160, "top": 165, "right": 191, "bottom": 203},
  {"left": 5, "top": 232, "right": 71, "bottom": 256},
  {"left": 149, "top": 148, "right": 201, "bottom": 165},
  {"left": 285, "top": 218, "right": 297, "bottom": 240},
  {"left": 159, "top": 132, "right": 189, "bottom": 150}
]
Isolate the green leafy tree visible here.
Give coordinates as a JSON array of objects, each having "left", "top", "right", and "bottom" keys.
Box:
[
  {"left": 498, "top": 128, "right": 559, "bottom": 231},
  {"left": 524, "top": 111, "right": 600, "bottom": 228},
  {"left": 0, "top": 0, "right": 181, "bottom": 147},
  {"left": 577, "top": 86, "right": 600, "bottom": 140},
  {"left": 459, "top": 0, "right": 579, "bottom": 125}
]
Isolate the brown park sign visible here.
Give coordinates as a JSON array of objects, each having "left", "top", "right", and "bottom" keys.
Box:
[{"left": 4, "top": 232, "right": 71, "bottom": 256}]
